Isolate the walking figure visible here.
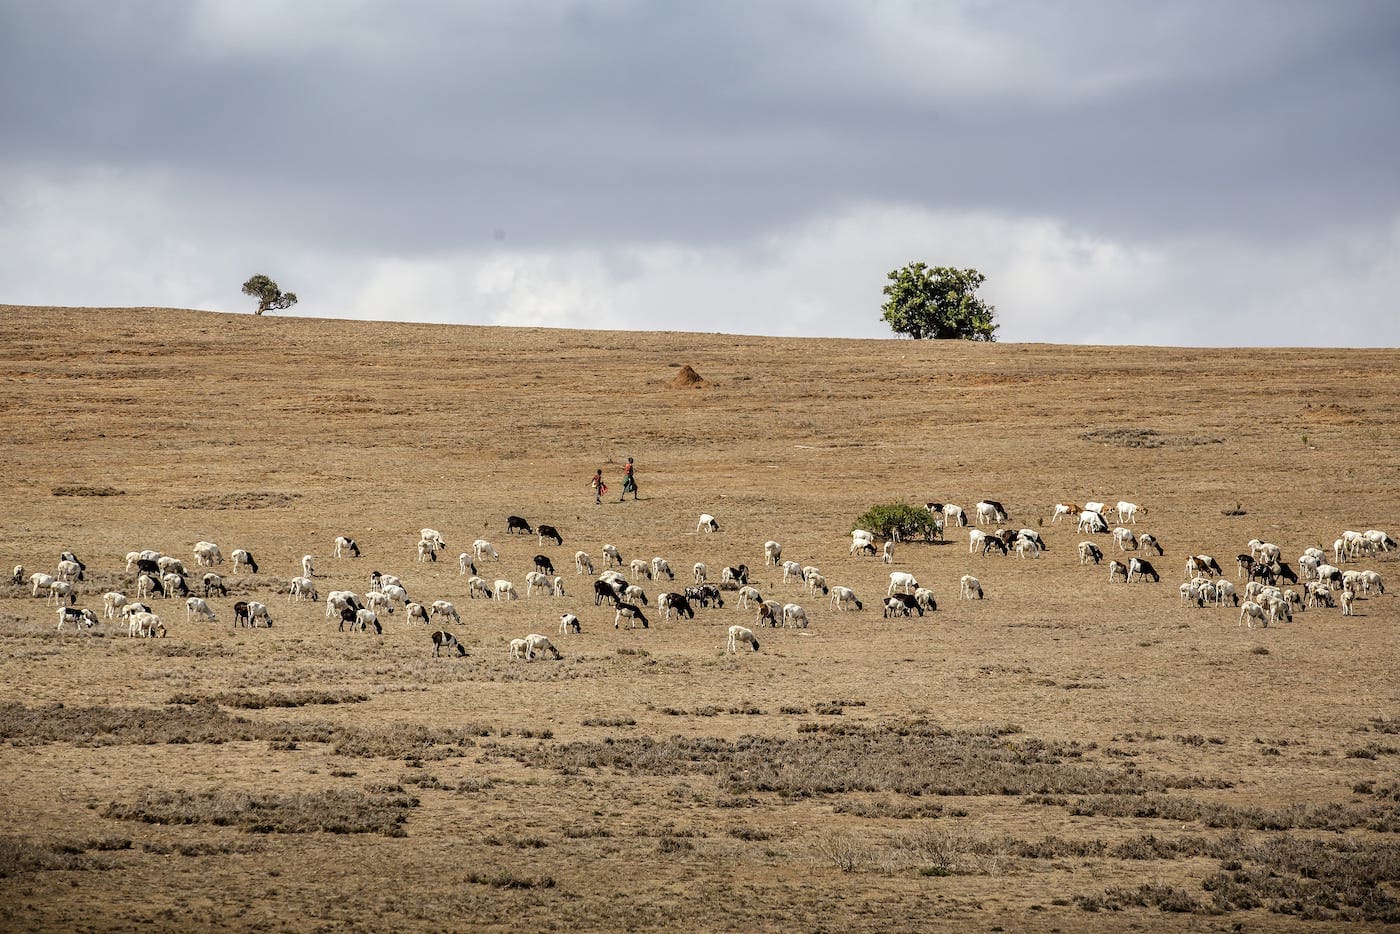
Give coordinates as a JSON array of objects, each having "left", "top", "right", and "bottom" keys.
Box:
[
  {"left": 620, "top": 457, "right": 638, "bottom": 501},
  {"left": 589, "top": 469, "right": 607, "bottom": 505}
]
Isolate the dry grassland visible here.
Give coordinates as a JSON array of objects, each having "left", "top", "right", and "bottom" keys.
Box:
[{"left": 0, "top": 305, "right": 1397, "bottom": 931}]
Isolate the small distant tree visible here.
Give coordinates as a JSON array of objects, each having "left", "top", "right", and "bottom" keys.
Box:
[
  {"left": 880, "top": 263, "right": 997, "bottom": 341},
  {"left": 853, "top": 503, "right": 941, "bottom": 542},
  {"left": 241, "top": 274, "right": 298, "bottom": 316}
]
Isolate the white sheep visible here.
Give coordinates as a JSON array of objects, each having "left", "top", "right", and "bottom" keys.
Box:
[
  {"left": 693, "top": 562, "right": 707, "bottom": 583},
  {"left": 1239, "top": 601, "right": 1266, "bottom": 629},
  {"left": 1014, "top": 538, "right": 1040, "bottom": 559},
  {"left": 850, "top": 529, "right": 876, "bottom": 555},
  {"left": 354, "top": 608, "right": 381, "bottom": 633},
  {"left": 651, "top": 557, "right": 674, "bottom": 581},
  {"left": 185, "top": 597, "right": 217, "bottom": 623},
  {"left": 1215, "top": 580, "right": 1238, "bottom": 606},
  {"left": 47, "top": 580, "right": 76, "bottom": 605},
  {"left": 247, "top": 601, "right": 273, "bottom": 627},
  {"left": 417, "top": 539, "right": 439, "bottom": 563},
  {"left": 406, "top": 602, "right": 431, "bottom": 626},
  {"left": 737, "top": 585, "right": 763, "bottom": 609},
  {"left": 128, "top": 611, "right": 164, "bottom": 638},
  {"left": 959, "top": 575, "right": 983, "bottom": 600},
  {"left": 602, "top": 544, "right": 623, "bottom": 568},
  {"left": 914, "top": 587, "right": 938, "bottom": 611},
  {"left": 365, "top": 590, "right": 392, "bottom": 614},
  {"left": 493, "top": 579, "right": 518, "bottom": 601},
  {"left": 1078, "top": 541, "right": 1103, "bottom": 565},
  {"left": 1360, "top": 570, "right": 1385, "bottom": 594},
  {"left": 509, "top": 638, "right": 528, "bottom": 660},
  {"left": 882, "top": 541, "right": 894, "bottom": 564},
  {"left": 1108, "top": 560, "right": 1128, "bottom": 583},
  {"left": 420, "top": 528, "right": 447, "bottom": 551},
  {"left": 558, "top": 613, "right": 581, "bottom": 635},
  {"left": 696, "top": 513, "right": 720, "bottom": 533},
  {"left": 1340, "top": 589, "right": 1355, "bottom": 616},
  {"left": 288, "top": 576, "right": 318, "bottom": 602},
  {"left": 55, "top": 559, "right": 83, "bottom": 582},
  {"left": 1078, "top": 510, "right": 1109, "bottom": 534},
  {"left": 193, "top": 541, "right": 223, "bottom": 566},
  {"left": 576, "top": 551, "right": 596, "bottom": 575},
  {"left": 764, "top": 541, "right": 782, "bottom": 566},
  {"left": 230, "top": 549, "right": 258, "bottom": 573},
  {"left": 829, "top": 587, "right": 862, "bottom": 611},
  {"left": 623, "top": 584, "right": 648, "bottom": 605},
  {"left": 968, "top": 529, "right": 987, "bottom": 554},
  {"left": 629, "top": 558, "right": 653, "bottom": 580},
  {"left": 974, "top": 501, "right": 1006, "bottom": 526},
  {"left": 525, "top": 633, "right": 561, "bottom": 660},
  {"left": 887, "top": 572, "right": 918, "bottom": 596},
  {"left": 382, "top": 584, "right": 410, "bottom": 611},
  {"left": 30, "top": 572, "right": 56, "bottom": 598},
  {"left": 1113, "top": 527, "right": 1138, "bottom": 551},
  {"left": 525, "top": 571, "right": 560, "bottom": 596},
  {"left": 1365, "top": 530, "right": 1395, "bottom": 553},
  {"left": 727, "top": 625, "right": 760, "bottom": 653},
  {"left": 334, "top": 536, "right": 360, "bottom": 558},
  {"left": 474, "top": 539, "right": 500, "bottom": 562},
  {"left": 805, "top": 572, "right": 828, "bottom": 596},
  {"left": 781, "top": 561, "right": 805, "bottom": 584},
  {"left": 781, "top": 603, "right": 809, "bottom": 628},
  {"left": 102, "top": 591, "right": 128, "bottom": 618},
  {"left": 943, "top": 504, "right": 966, "bottom": 527},
  {"left": 430, "top": 600, "right": 461, "bottom": 624},
  {"left": 1115, "top": 501, "right": 1140, "bottom": 524}
]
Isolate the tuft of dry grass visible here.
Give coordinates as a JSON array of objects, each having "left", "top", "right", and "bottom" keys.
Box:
[{"left": 103, "top": 788, "right": 418, "bottom": 837}]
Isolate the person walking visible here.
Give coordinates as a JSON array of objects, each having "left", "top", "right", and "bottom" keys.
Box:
[
  {"left": 620, "top": 457, "right": 638, "bottom": 501},
  {"left": 589, "top": 469, "right": 607, "bottom": 505}
]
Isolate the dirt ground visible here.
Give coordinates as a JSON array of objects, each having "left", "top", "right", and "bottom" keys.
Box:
[{"left": 0, "top": 305, "right": 1396, "bottom": 931}]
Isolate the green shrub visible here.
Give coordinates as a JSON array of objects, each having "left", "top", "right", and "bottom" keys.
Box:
[{"left": 853, "top": 503, "right": 941, "bottom": 542}]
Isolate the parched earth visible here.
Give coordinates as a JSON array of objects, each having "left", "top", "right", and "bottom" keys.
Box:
[{"left": 0, "top": 305, "right": 1397, "bottom": 931}]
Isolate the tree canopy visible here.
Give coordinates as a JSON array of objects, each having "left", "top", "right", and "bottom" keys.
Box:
[
  {"left": 880, "top": 263, "right": 998, "bottom": 341},
  {"left": 241, "top": 274, "right": 298, "bottom": 316}
]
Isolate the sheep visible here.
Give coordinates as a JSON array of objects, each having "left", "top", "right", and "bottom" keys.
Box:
[
  {"left": 382, "top": 584, "right": 410, "bottom": 611},
  {"left": 247, "top": 602, "right": 273, "bottom": 627},
  {"left": 651, "top": 557, "right": 674, "bottom": 581},
  {"left": 1360, "top": 570, "right": 1385, "bottom": 594},
  {"left": 366, "top": 590, "right": 392, "bottom": 614},
  {"left": 1315, "top": 563, "right": 1343, "bottom": 586},
  {"left": 756, "top": 600, "right": 784, "bottom": 626},
  {"left": 58, "top": 551, "right": 86, "bottom": 573},
  {"left": 525, "top": 571, "right": 562, "bottom": 597},
  {"left": 334, "top": 536, "right": 361, "bottom": 558},
  {"left": 55, "top": 559, "right": 83, "bottom": 582},
  {"left": 736, "top": 585, "right": 763, "bottom": 609},
  {"left": 185, "top": 597, "right": 217, "bottom": 623},
  {"left": 459, "top": 553, "right": 477, "bottom": 576},
  {"left": 161, "top": 573, "right": 189, "bottom": 599},
  {"left": 943, "top": 504, "right": 967, "bottom": 527},
  {"left": 30, "top": 572, "right": 56, "bottom": 598},
  {"left": 288, "top": 577, "right": 318, "bottom": 603},
  {"left": 696, "top": 514, "right": 720, "bottom": 533},
  {"left": 233, "top": 601, "right": 250, "bottom": 627},
  {"left": 430, "top": 600, "right": 461, "bottom": 624},
  {"left": 727, "top": 625, "right": 760, "bottom": 653},
  {"left": 1242, "top": 580, "right": 1266, "bottom": 603},
  {"left": 764, "top": 541, "right": 782, "bottom": 566},
  {"left": 658, "top": 592, "right": 695, "bottom": 620},
  {"left": 1139, "top": 534, "right": 1163, "bottom": 556},
  {"left": 120, "top": 602, "right": 152, "bottom": 619},
  {"left": 1255, "top": 542, "right": 1282, "bottom": 565},
  {"left": 782, "top": 603, "right": 809, "bottom": 628},
  {"left": 199, "top": 573, "right": 225, "bottom": 597},
  {"left": 602, "top": 544, "right": 623, "bottom": 568},
  {"left": 882, "top": 541, "right": 895, "bottom": 564},
  {"left": 506, "top": 515, "right": 534, "bottom": 536},
  {"left": 538, "top": 524, "right": 564, "bottom": 547},
  {"left": 57, "top": 606, "right": 99, "bottom": 632},
  {"left": 1014, "top": 538, "right": 1040, "bottom": 559},
  {"left": 1340, "top": 589, "right": 1356, "bottom": 616},
  {"left": 355, "top": 609, "right": 381, "bottom": 633},
  {"left": 1261, "top": 594, "right": 1291, "bottom": 625},
  {"left": 968, "top": 529, "right": 987, "bottom": 554},
  {"left": 420, "top": 528, "right": 447, "bottom": 551},
  {"left": 830, "top": 587, "right": 862, "bottom": 611},
  {"left": 599, "top": 570, "right": 629, "bottom": 587},
  {"left": 1239, "top": 601, "right": 1267, "bottom": 629},
  {"left": 594, "top": 579, "right": 622, "bottom": 606},
  {"left": 887, "top": 572, "right": 919, "bottom": 596},
  {"left": 629, "top": 558, "right": 653, "bottom": 580},
  {"left": 128, "top": 611, "right": 164, "bottom": 638},
  {"left": 509, "top": 638, "right": 528, "bottom": 660},
  {"left": 231, "top": 549, "right": 259, "bottom": 574},
  {"left": 1215, "top": 580, "right": 1239, "bottom": 607},
  {"left": 1186, "top": 555, "right": 1223, "bottom": 579},
  {"left": 850, "top": 529, "right": 876, "bottom": 554},
  {"left": 1052, "top": 503, "right": 1081, "bottom": 524},
  {"left": 914, "top": 587, "right": 938, "bottom": 612},
  {"left": 687, "top": 584, "right": 725, "bottom": 608},
  {"left": 614, "top": 602, "right": 650, "bottom": 629},
  {"left": 136, "top": 574, "right": 163, "bottom": 600},
  {"left": 722, "top": 564, "right": 750, "bottom": 586},
  {"left": 525, "top": 633, "right": 562, "bottom": 660},
  {"left": 156, "top": 556, "right": 187, "bottom": 577},
  {"left": 883, "top": 593, "right": 920, "bottom": 617},
  {"left": 537, "top": 553, "right": 560, "bottom": 576},
  {"left": 781, "top": 561, "right": 806, "bottom": 584},
  {"left": 558, "top": 613, "right": 581, "bottom": 635},
  {"left": 324, "top": 591, "right": 361, "bottom": 619},
  {"left": 1115, "top": 501, "right": 1140, "bottom": 524},
  {"left": 1307, "top": 583, "right": 1334, "bottom": 609},
  {"left": 1298, "top": 554, "right": 1321, "bottom": 580},
  {"left": 693, "top": 562, "right": 707, "bottom": 584},
  {"left": 417, "top": 539, "right": 439, "bottom": 563},
  {"left": 406, "top": 602, "right": 431, "bottom": 626},
  {"left": 134, "top": 557, "right": 161, "bottom": 577},
  {"left": 576, "top": 551, "right": 596, "bottom": 575},
  {"left": 623, "top": 584, "right": 649, "bottom": 606},
  {"left": 959, "top": 575, "right": 983, "bottom": 600},
  {"left": 11, "top": 565, "right": 23, "bottom": 586},
  {"left": 431, "top": 630, "right": 466, "bottom": 657},
  {"left": 473, "top": 539, "right": 500, "bottom": 562},
  {"left": 102, "top": 591, "right": 128, "bottom": 618},
  {"left": 981, "top": 535, "right": 1009, "bottom": 556},
  {"left": 1085, "top": 501, "right": 1107, "bottom": 515},
  {"left": 1113, "top": 527, "right": 1138, "bottom": 552},
  {"left": 1078, "top": 511, "right": 1109, "bottom": 534},
  {"left": 1079, "top": 542, "right": 1104, "bottom": 565},
  {"left": 1128, "top": 558, "right": 1160, "bottom": 583},
  {"left": 1364, "top": 530, "right": 1395, "bottom": 553},
  {"left": 805, "top": 572, "right": 829, "bottom": 596},
  {"left": 975, "top": 500, "right": 1008, "bottom": 525},
  {"left": 1108, "top": 560, "right": 1128, "bottom": 583},
  {"left": 492, "top": 579, "right": 518, "bottom": 601}
]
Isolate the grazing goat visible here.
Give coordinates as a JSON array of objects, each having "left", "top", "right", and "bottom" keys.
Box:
[
  {"left": 247, "top": 601, "right": 273, "bottom": 627},
  {"left": 458, "top": 553, "right": 477, "bottom": 577},
  {"left": 334, "top": 536, "right": 361, "bottom": 558},
  {"left": 301, "top": 554, "right": 315, "bottom": 578},
  {"left": 696, "top": 514, "right": 720, "bottom": 533},
  {"left": 1364, "top": 530, "right": 1395, "bottom": 553},
  {"left": 57, "top": 606, "right": 99, "bottom": 632},
  {"left": 1116, "top": 501, "right": 1141, "bottom": 524},
  {"left": 534, "top": 554, "right": 556, "bottom": 576},
  {"left": 887, "top": 572, "right": 919, "bottom": 596},
  {"left": 136, "top": 573, "right": 164, "bottom": 600},
  {"left": 576, "top": 551, "right": 595, "bottom": 575},
  {"left": 1052, "top": 503, "right": 1080, "bottom": 524},
  {"left": 975, "top": 500, "right": 1008, "bottom": 525},
  {"left": 158, "top": 556, "right": 188, "bottom": 577},
  {"left": 602, "top": 544, "right": 623, "bottom": 568},
  {"left": 506, "top": 515, "right": 533, "bottom": 535},
  {"left": 781, "top": 561, "right": 805, "bottom": 584},
  {"left": 1187, "top": 555, "right": 1223, "bottom": 579},
  {"left": 943, "top": 504, "right": 967, "bottom": 527},
  {"left": 651, "top": 557, "right": 674, "bottom": 581},
  {"left": 354, "top": 609, "right": 382, "bottom": 634},
  {"left": 687, "top": 584, "right": 724, "bottom": 608},
  {"left": 366, "top": 590, "right": 392, "bottom": 614},
  {"left": 629, "top": 558, "right": 653, "bottom": 581},
  {"left": 1014, "top": 538, "right": 1040, "bottom": 559},
  {"left": 202, "top": 573, "right": 227, "bottom": 597},
  {"left": 1359, "top": 570, "right": 1385, "bottom": 594},
  {"left": 764, "top": 541, "right": 782, "bottom": 566},
  {"left": 736, "top": 585, "right": 763, "bottom": 609},
  {"left": 658, "top": 592, "right": 695, "bottom": 620},
  {"left": 914, "top": 587, "right": 938, "bottom": 612},
  {"left": 128, "top": 611, "right": 165, "bottom": 638},
  {"left": 231, "top": 549, "right": 259, "bottom": 574},
  {"left": 430, "top": 601, "right": 461, "bottom": 624},
  {"left": 48, "top": 581, "right": 76, "bottom": 606},
  {"left": 805, "top": 572, "right": 829, "bottom": 596},
  {"left": 1215, "top": 581, "right": 1239, "bottom": 606},
  {"left": 781, "top": 603, "right": 809, "bottom": 628},
  {"left": 1113, "top": 527, "right": 1138, "bottom": 552},
  {"left": 968, "top": 529, "right": 987, "bottom": 554},
  {"left": 538, "top": 524, "right": 564, "bottom": 546},
  {"left": 11, "top": 565, "right": 23, "bottom": 586},
  {"left": 161, "top": 573, "right": 189, "bottom": 599},
  {"left": 185, "top": 597, "right": 217, "bottom": 623},
  {"left": 28, "top": 572, "right": 54, "bottom": 598},
  {"left": 1128, "top": 558, "right": 1159, "bottom": 583},
  {"left": 829, "top": 587, "right": 862, "bottom": 611},
  {"left": 559, "top": 613, "right": 581, "bottom": 635},
  {"left": 525, "top": 634, "right": 562, "bottom": 660},
  {"left": 722, "top": 564, "right": 750, "bottom": 586},
  {"left": 614, "top": 602, "right": 650, "bottom": 630},
  {"left": 623, "top": 584, "right": 648, "bottom": 606},
  {"left": 474, "top": 539, "right": 500, "bottom": 562},
  {"left": 1079, "top": 542, "right": 1104, "bottom": 565},
  {"left": 960, "top": 575, "right": 984, "bottom": 600},
  {"left": 728, "top": 625, "right": 760, "bottom": 653},
  {"left": 1108, "top": 560, "right": 1128, "bottom": 583},
  {"left": 493, "top": 579, "right": 518, "bottom": 601},
  {"left": 693, "top": 562, "right": 707, "bottom": 584},
  {"left": 431, "top": 630, "right": 466, "bottom": 657}
]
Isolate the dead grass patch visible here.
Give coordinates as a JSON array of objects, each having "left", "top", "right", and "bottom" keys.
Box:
[{"left": 103, "top": 788, "right": 418, "bottom": 836}]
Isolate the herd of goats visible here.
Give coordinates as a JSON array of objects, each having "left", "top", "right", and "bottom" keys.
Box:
[{"left": 8, "top": 498, "right": 1394, "bottom": 659}]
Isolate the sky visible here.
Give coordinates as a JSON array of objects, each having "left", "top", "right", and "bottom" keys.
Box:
[{"left": 2, "top": 1, "right": 1397, "bottom": 345}]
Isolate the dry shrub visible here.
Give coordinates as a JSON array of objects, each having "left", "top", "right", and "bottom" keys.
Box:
[
  {"left": 103, "top": 788, "right": 418, "bottom": 836},
  {"left": 167, "top": 690, "right": 368, "bottom": 709},
  {"left": 0, "top": 837, "right": 129, "bottom": 877},
  {"left": 50, "top": 485, "right": 124, "bottom": 496},
  {"left": 1066, "top": 794, "right": 1399, "bottom": 832},
  {"left": 1079, "top": 427, "right": 1224, "bottom": 448},
  {"left": 171, "top": 491, "right": 298, "bottom": 510}
]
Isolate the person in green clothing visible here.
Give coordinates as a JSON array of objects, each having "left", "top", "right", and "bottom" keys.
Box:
[{"left": 620, "top": 457, "right": 639, "bottom": 501}]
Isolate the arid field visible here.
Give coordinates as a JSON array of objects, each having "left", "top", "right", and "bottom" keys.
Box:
[{"left": 0, "top": 305, "right": 1396, "bottom": 931}]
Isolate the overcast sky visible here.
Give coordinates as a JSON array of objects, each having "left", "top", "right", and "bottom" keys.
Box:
[{"left": 2, "top": 1, "right": 1397, "bottom": 345}]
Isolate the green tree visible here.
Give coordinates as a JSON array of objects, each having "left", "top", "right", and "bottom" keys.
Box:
[
  {"left": 241, "top": 274, "right": 298, "bottom": 316},
  {"left": 880, "top": 263, "right": 997, "bottom": 341}
]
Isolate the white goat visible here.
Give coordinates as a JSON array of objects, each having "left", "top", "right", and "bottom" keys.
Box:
[
  {"left": 493, "top": 579, "right": 518, "bottom": 601},
  {"left": 1113, "top": 527, "right": 1138, "bottom": 551},
  {"left": 602, "top": 544, "right": 623, "bottom": 568},
  {"left": 882, "top": 541, "right": 894, "bottom": 564},
  {"left": 576, "top": 551, "right": 596, "bottom": 575},
  {"left": 651, "top": 557, "right": 674, "bottom": 581},
  {"left": 764, "top": 541, "right": 782, "bottom": 566},
  {"left": 696, "top": 513, "right": 720, "bottom": 533},
  {"left": 185, "top": 597, "right": 217, "bottom": 623},
  {"left": 943, "top": 504, "right": 966, "bottom": 527},
  {"left": 474, "top": 539, "right": 500, "bottom": 562},
  {"left": 693, "top": 562, "right": 707, "bottom": 583},
  {"left": 430, "top": 600, "right": 461, "bottom": 624},
  {"left": 829, "top": 587, "right": 862, "bottom": 611},
  {"left": 781, "top": 603, "right": 809, "bottom": 628},
  {"left": 959, "top": 575, "right": 983, "bottom": 600},
  {"left": 1078, "top": 511, "right": 1109, "bottom": 534},
  {"left": 887, "top": 572, "right": 918, "bottom": 596},
  {"left": 727, "top": 625, "right": 760, "bottom": 653}
]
